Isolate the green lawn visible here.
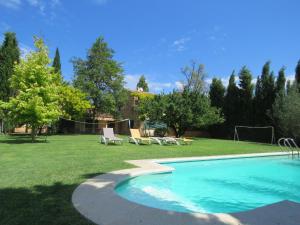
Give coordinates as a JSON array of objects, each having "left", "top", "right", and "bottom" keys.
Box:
[{"left": 0, "top": 134, "right": 281, "bottom": 225}]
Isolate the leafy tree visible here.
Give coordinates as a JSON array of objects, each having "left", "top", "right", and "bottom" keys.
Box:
[
  {"left": 238, "top": 66, "right": 254, "bottom": 125},
  {"left": 272, "top": 86, "right": 300, "bottom": 141},
  {"left": 138, "top": 90, "right": 223, "bottom": 137},
  {"left": 181, "top": 61, "right": 206, "bottom": 93},
  {"left": 138, "top": 63, "right": 223, "bottom": 137},
  {"left": 275, "top": 67, "right": 286, "bottom": 96},
  {"left": 295, "top": 59, "right": 300, "bottom": 86},
  {"left": 261, "top": 62, "right": 275, "bottom": 112},
  {"left": 52, "top": 47, "right": 61, "bottom": 75},
  {"left": 223, "top": 72, "right": 239, "bottom": 133},
  {"left": 253, "top": 76, "right": 263, "bottom": 124},
  {"left": 253, "top": 61, "right": 275, "bottom": 125},
  {"left": 0, "top": 32, "right": 20, "bottom": 102},
  {"left": 59, "top": 85, "right": 91, "bottom": 120},
  {"left": 0, "top": 37, "right": 61, "bottom": 141},
  {"left": 209, "top": 78, "right": 225, "bottom": 109},
  {"left": 286, "top": 80, "right": 292, "bottom": 94},
  {"left": 73, "top": 37, "right": 127, "bottom": 120},
  {"left": 137, "top": 94, "right": 166, "bottom": 121},
  {"left": 161, "top": 90, "right": 194, "bottom": 137},
  {"left": 136, "top": 75, "right": 149, "bottom": 92}
]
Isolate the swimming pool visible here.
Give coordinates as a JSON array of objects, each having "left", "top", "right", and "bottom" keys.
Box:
[{"left": 115, "top": 156, "right": 300, "bottom": 213}]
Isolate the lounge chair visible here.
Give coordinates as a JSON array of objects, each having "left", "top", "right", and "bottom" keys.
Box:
[
  {"left": 175, "top": 137, "right": 193, "bottom": 145},
  {"left": 163, "top": 137, "right": 181, "bottom": 145},
  {"left": 150, "top": 136, "right": 193, "bottom": 145},
  {"left": 150, "top": 137, "right": 178, "bottom": 145},
  {"left": 100, "top": 128, "right": 123, "bottom": 145},
  {"left": 150, "top": 137, "right": 164, "bottom": 145},
  {"left": 129, "top": 129, "right": 152, "bottom": 145}
]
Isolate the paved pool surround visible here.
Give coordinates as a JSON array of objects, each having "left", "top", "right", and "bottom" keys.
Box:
[{"left": 72, "top": 152, "right": 300, "bottom": 225}]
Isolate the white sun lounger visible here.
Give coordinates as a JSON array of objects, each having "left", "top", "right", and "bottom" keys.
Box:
[{"left": 100, "top": 128, "right": 123, "bottom": 145}]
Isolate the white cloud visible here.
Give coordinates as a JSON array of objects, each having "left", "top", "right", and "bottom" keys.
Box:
[
  {"left": 172, "top": 37, "right": 191, "bottom": 52},
  {"left": 0, "top": 0, "right": 21, "bottom": 9},
  {"left": 175, "top": 81, "right": 184, "bottom": 90},
  {"left": 149, "top": 82, "right": 172, "bottom": 92},
  {"left": 286, "top": 74, "right": 295, "bottom": 83},
  {"left": 251, "top": 78, "right": 257, "bottom": 85},
  {"left": 205, "top": 76, "right": 231, "bottom": 87},
  {"left": 125, "top": 74, "right": 181, "bottom": 93}
]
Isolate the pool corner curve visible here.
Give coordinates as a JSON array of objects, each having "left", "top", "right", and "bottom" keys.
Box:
[{"left": 72, "top": 152, "right": 300, "bottom": 225}]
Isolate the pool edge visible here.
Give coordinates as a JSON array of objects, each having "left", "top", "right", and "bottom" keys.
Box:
[{"left": 72, "top": 152, "right": 300, "bottom": 225}]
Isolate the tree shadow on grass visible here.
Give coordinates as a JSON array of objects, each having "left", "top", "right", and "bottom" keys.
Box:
[
  {"left": 0, "top": 182, "right": 94, "bottom": 225},
  {"left": 0, "top": 136, "right": 48, "bottom": 144},
  {"left": 81, "top": 172, "right": 106, "bottom": 179}
]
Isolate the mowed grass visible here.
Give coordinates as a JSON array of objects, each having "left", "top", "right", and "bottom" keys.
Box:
[{"left": 0, "top": 134, "right": 281, "bottom": 225}]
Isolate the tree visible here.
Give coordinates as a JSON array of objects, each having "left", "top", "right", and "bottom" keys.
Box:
[
  {"left": 295, "top": 59, "right": 300, "bottom": 86},
  {"left": 52, "top": 48, "right": 61, "bottom": 75},
  {"left": 209, "top": 78, "right": 225, "bottom": 109},
  {"left": 59, "top": 85, "right": 91, "bottom": 120},
  {"left": 136, "top": 75, "right": 149, "bottom": 92},
  {"left": 261, "top": 62, "right": 275, "bottom": 109},
  {"left": 238, "top": 66, "right": 254, "bottom": 125},
  {"left": 73, "top": 37, "right": 127, "bottom": 120},
  {"left": 286, "top": 80, "right": 292, "bottom": 94},
  {"left": 253, "top": 76, "right": 263, "bottom": 124},
  {"left": 181, "top": 61, "right": 206, "bottom": 93},
  {"left": 0, "top": 37, "right": 61, "bottom": 141},
  {"left": 223, "top": 71, "right": 239, "bottom": 133},
  {"left": 252, "top": 61, "right": 275, "bottom": 125},
  {"left": 0, "top": 32, "right": 20, "bottom": 102},
  {"left": 138, "top": 90, "right": 223, "bottom": 137},
  {"left": 275, "top": 67, "right": 286, "bottom": 96},
  {"left": 272, "top": 86, "right": 300, "bottom": 141},
  {"left": 137, "top": 63, "right": 223, "bottom": 137}
]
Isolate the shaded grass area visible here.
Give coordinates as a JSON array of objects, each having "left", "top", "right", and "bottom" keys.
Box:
[{"left": 0, "top": 134, "right": 281, "bottom": 225}]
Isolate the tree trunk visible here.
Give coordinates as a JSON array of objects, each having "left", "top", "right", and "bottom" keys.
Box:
[
  {"left": 31, "top": 126, "right": 37, "bottom": 142},
  {"left": 171, "top": 125, "right": 179, "bottom": 138},
  {"left": 0, "top": 119, "right": 3, "bottom": 134}
]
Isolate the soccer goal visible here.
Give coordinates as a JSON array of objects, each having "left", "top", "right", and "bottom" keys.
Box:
[{"left": 234, "top": 126, "right": 275, "bottom": 144}]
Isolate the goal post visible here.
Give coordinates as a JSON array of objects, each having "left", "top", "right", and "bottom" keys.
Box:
[{"left": 234, "top": 126, "right": 275, "bottom": 144}]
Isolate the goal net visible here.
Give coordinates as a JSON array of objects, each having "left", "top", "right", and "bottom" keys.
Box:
[{"left": 234, "top": 126, "right": 275, "bottom": 144}]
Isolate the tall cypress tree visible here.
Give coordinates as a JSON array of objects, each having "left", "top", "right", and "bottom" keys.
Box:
[
  {"left": 253, "top": 76, "right": 263, "bottom": 125},
  {"left": 295, "top": 60, "right": 300, "bottom": 90},
  {"left": 254, "top": 61, "right": 275, "bottom": 125},
  {"left": 238, "top": 66, "right": 253, "bottom": 125},
  {"left": 295, "top": 60, "right": 300, "bottom": 84},
  {"left": 224, "top": 71, "right": 239, "bottom": 133},
  {"left": 209, "top": 78, "right": 225, "bottom": 109},
  {"left": 136, "top": 75, "right": 149, "bottom": 92},
  {"left": 0, "top": 32, "right": 20, "bottom": 102},
  {"left": 286, "top": 80, "right": 292, "bottom": 94},
  {"left": 275, "top": 67, "right": 286, "bottom": 96},
  {"left": 52, "top": 48, "right": 61, "bottom": 75}
]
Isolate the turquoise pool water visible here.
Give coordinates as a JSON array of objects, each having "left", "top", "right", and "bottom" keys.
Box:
[{"left": 115, "top": 156, "right": 300, "bottom": 213}]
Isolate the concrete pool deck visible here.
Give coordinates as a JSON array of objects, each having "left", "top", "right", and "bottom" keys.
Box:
[{"left": 72, "top": 152, "right": 300, "bottom": 225}]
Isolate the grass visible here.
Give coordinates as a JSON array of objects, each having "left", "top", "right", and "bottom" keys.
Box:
[{"left": 0, "top": 134, "right": 281, "bottom": 225}]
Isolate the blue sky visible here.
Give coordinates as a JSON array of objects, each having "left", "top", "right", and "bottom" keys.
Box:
[{"left": 0, "top": 0, "right": 299, "bottom": 92}]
